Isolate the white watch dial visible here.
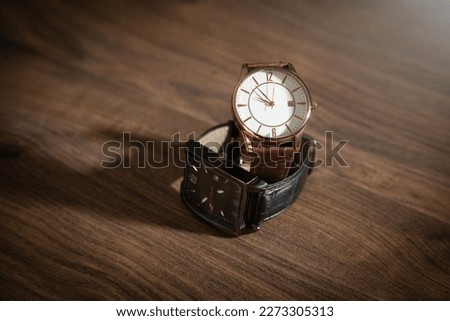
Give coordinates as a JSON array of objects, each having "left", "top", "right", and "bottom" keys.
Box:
[{"left": 233, "top": 68, "right": 310, "bottom": 138}]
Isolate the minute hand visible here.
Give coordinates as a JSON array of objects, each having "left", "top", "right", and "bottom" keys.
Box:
[{"left": 256, "top": 87, "right": 272, "bottom": 103}]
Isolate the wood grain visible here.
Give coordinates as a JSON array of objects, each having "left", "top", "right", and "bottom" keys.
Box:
[{"left": 0, "top": 0, "right": 449, "bottom": 300}]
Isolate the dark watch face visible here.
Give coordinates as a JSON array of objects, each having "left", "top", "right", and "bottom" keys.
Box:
[{"left": 183, "top": 158, "right": 244, "bottom": 231}]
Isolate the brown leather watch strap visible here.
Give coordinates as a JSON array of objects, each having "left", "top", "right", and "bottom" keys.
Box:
[
  {"left": 249, "top": 145, "right": 296, "bottom": 183},
  {"left": 246, "top": 61, "right": 290, "bottom": 69}
]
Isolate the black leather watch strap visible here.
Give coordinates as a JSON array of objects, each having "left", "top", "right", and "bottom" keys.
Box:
[{"left": 248, "top": 138, "right": 315, "bottom": 228}]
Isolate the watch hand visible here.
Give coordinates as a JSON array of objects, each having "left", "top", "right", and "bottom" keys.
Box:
[
  {"left": 256, "top": 87, "right": 272, "bottom": 103},
  {"left": 271, "top": 84, "right": 276, "bottom": 109},
  {"left": 207, "top": 187, "right": 214, "bottom": 212},
  {"left": 253, "top": 93, "right": 271, "bottom": 104},
  {"left": 253, "top": 95, "right": 270, "bottom": 104},
  {"left": 253, "top": 95, "right": 269, "bottom": 111}
]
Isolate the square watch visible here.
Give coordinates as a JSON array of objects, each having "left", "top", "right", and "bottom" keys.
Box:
[{"left": 181, "top": 123, "right": 315, "bottom": 236}]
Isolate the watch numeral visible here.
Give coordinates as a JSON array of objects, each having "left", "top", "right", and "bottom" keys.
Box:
[
  {"left": 288, "top": 100, "right": 295, "bottom": 107},
  {"left": 189, "top": 174, "right": 197, "bottom": 184},
  {"left": 266, "top": 72, "right": 273, "bottom": 82},
  {"left": 272, "top": 128, "right": 277, "bottom": 138}
]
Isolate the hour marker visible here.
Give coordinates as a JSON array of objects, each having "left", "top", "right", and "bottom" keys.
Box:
[
  {"left": 292, "top": 87, "right": 301, "bottom": 92},
  {"left": 256, "top": 124, "right": 262, "bottom": 134},
  {"left": 192, "top": 165, "right": 198, "bottom": 172},
  {"left": 285, "top": 124, "right": 292, "bottom": 133},
  {"left": 201, "top": 197, "right": 208, "bottom": 203},
  {"left": 213, "top": 175, "right": 219, "bottom": 182},
  {"left": 220, "top": 210, "right": 225, "bottom": 217},
  {"left": 294, "top": 115, "right": 304, "bottom": 120},
  {"left": 189, "top": 189, "right": 196, "bottom": 193},
  {"left": 252, "top": 76, "right": 259, "bottom": 85},
  {"left": 241, "top": 89, "right": 250, "bottom": 94},
  {"left": 297, "top": 101, "right": 306, "bottom": 105},
  {"left": 237, "top": 104, "right": 247, "bottom": 107},
  {"left": 287, "top": 100, "right": 295, "bottom": 107},
  {"left": 282, "top": 75, "right": 287, "bottom": 84},
  {"left": 217, "top": 190, "right": 224, "bottom": 194},
  {"left": 243, "top": 116, "right": 252, "bottom": 123},
  {"left": 204, "top": 167, "right": 208, "bottom": 174}
]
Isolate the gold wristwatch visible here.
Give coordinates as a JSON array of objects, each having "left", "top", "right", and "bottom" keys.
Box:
[{"left": 231, "top": 62, "right": 316, "bottom": 183}]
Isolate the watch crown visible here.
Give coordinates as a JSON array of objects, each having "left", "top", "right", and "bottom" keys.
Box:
[{"left": 311, "top": 101, "right": 318, "bottom": 110}]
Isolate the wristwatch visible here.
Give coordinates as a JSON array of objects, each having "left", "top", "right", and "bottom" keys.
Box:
[
  {"left": 231, "top": 62, "right": 316, "bottom": 183},
  {"left": 181, "top": 122, "right": 316, "bottom": 236}
]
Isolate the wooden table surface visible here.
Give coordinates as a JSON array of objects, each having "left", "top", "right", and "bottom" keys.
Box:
[{"left": 1, "top": 0, "right": 449, "bottom": 300}]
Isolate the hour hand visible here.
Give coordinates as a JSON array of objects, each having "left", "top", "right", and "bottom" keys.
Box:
[{"left": 253, "top": 92, "right": 271, "bottom": 104}]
